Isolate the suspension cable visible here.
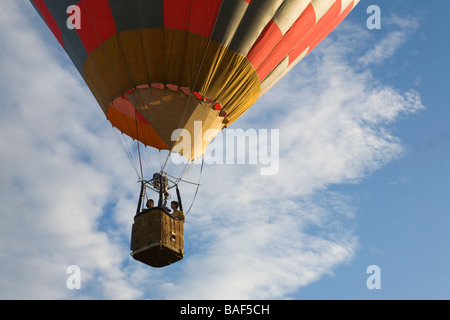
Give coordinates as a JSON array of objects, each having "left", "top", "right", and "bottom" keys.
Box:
[
  {"left": 134, "top": 105, "right": 144, "bottom": 180},
  {"left": 111, "top": 126, "right": 140, "bottom": 179},
  {"left": 185, "top": 155, "right": 204, "bottom": 216}
]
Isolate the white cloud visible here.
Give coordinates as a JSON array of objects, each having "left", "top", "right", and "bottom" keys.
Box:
[
  {"left": 359, "top": 15, "right": 420, "bottom": 66},
  {"left": 148, "top": 18, "right": 424, "bottom": 300},
  {"left": 157, "top": 197, "right": 358, "bottom": 299},
  {"left": 0, "top": 1, "right": 424, "bottom": 299},
  {"left": 0, "top": 1, "right": 139, "bottom": 299}
]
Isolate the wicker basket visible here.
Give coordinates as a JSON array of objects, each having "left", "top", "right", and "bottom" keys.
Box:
[{"left": 130, "top": 208, "right": 184, "bottom": 268}]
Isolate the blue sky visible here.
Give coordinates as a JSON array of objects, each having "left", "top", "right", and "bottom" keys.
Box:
[
  {"left": 310, "top": 1, "right": 450, "bottom": 299},
  {"left": 0, "top": 0, "right": 449, "bottom": 300},
  {"left": 307, "top": 1, "right": 450, "bottom": 299}
]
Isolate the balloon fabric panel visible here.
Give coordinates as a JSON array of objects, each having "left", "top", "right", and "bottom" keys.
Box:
[{"left": 30, "top": 0, "right": 360, "bottom": 161}]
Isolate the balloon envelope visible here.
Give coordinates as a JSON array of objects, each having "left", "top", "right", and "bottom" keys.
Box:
[{"left": 31, "top": 0, "right": 359, "bottom": 160}]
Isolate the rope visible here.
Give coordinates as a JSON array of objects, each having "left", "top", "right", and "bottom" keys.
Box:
[
  {"left": 185, "top": 155, "right": 204, "bottom": 216},
  {"left": 111, "top": 126, "right": 140, "bottom": 179},
  {"left": 134, "top": 106, "right": 144, "bottom": 180}
]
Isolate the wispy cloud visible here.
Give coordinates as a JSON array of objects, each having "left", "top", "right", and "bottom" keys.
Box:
[
  {"left": 0, "top": 1, "right": 424, "bottom": 299},
  {"left": 146, "top": 23, "right": 424, "bottom": 299},
  {"left": 0, "top": 1, "right": 139, "bottom": 299},
  {"left": 359, "top": 15, "right": 420, "bottom": 66}
]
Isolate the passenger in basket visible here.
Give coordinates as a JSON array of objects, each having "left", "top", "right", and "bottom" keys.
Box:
[
  {"left": 142, "top": 199, "right": 154, "bottom": 212},
  {"left": 170, "top": 201, "right": 185, "bottom": 221}
]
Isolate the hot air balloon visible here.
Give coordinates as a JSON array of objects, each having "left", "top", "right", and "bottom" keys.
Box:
[{"left": 30, "top": 0, "right": 360, "bottom": 267}]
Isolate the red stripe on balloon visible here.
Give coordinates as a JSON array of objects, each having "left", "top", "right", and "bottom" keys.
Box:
[
  {"left": 256, "top": 4, "right": 316, "bottom": 81},
  {"left": 164, "top": 0, "right": 222, "bottom": 38},
  {"left": 289, "top": 0, "right": 341, "bottom": 64},
  {"left": 74, "top": 0, "right": 117, "bottom": 53},
  {"left": 247, "top": 20, "right": 283, "bottom": 70},
  {"left": 32, "top": 0, "right": 63, "bottom": 47}
]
